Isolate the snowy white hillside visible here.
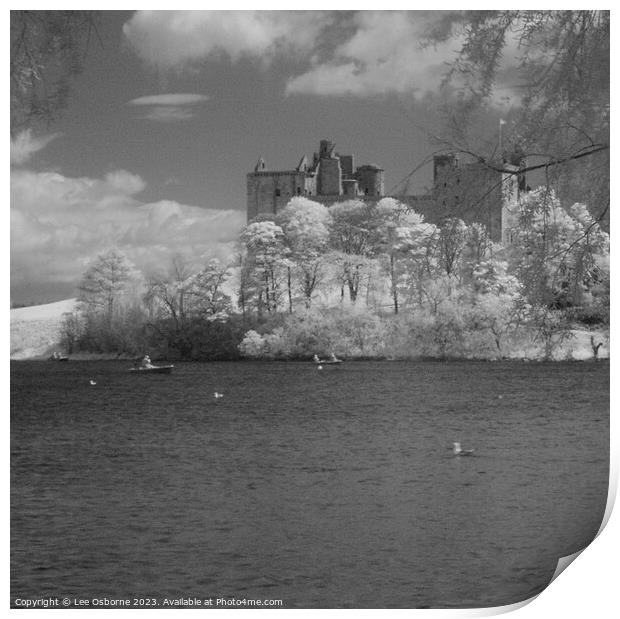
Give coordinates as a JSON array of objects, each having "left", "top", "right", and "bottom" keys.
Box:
[{"left": 10, "top": 299, "right": 77, "bottom": 359}]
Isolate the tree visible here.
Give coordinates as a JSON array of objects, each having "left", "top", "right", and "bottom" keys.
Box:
[
  {"left": 276, "top": 198, "right": 331, "bottom": 308},
  {"left": 370, "top": 198, "right": 429, "bottom": 314},
  {"left": 78, "top": 249, "right": 136, "bottom": 319},
  {"left": 238, "top": 330, "right": 266, "bottom": 358},
  {"left": 460, "top": 222, "right": 493, "bottom": 282},
  {"left": 144, "top": 255, "right": 194, "bottom": 331},
  {"left": 467, "top": 258, "right": 527, "bottom": 355},
  {"left": 11, "top": 11, "right": 99, "bottom": 132},
  {"left": 435, "top": 217, "right": 468, "bottom": 277},
  {"left": 76, "top": 250, "right": 144, "bottom": 353},
  {"left": 428, "top": 11, "right": 609, "bottom": 222},
  {"left": 186, "top": 259, "right": 232, "bottom": 321},
  {"left": 239, "top": 220, "right": 289, "bottom": 315},
  {"left": 506, "top": 187, "right": 609, "bottom": 308},
  {"left": 329, "top": 200, "right": 374, "bottom": 303},
  {"left": 143, "top": 257, "right": 233, "bottom": 357},
  {"left": 58, "top": 310, "right": 83, "bottom": 353}
]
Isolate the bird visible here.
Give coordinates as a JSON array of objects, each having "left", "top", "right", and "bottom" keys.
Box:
[
  {"left": 214, "top": 392, "right": 224, "bottom": 399},
  {"left": 453, "top": 441, "right": 475, "bottom": 456},
  {"left": 89, "top": 379, "right": 97, "bottom": 386}
]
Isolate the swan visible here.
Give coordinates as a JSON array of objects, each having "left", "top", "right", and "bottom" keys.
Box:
[
  {"left": 453, "top": 441, "right": 475, "bottom": 456},
  {"left": 89, "top": 380, "right": 97, "bottom": 386},
  {"left": 214, "top": 392, "right": 224, "bottom": 399}
]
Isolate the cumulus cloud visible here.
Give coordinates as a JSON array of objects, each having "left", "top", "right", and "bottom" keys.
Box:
[
  {"left": 128, "top": 92, "right": 210, "bottom": 122},
  {"left": 11, "top": 129, "right": 61, "bottom": 165},
  {"left": 104, "top": 170, "right": 147, "bottom": 195},
  {"left": 122, "top": 11, "right": 522, "bottom": 101},
  {"left": 11, "top": 169, "right": 245, "bottom": 297},
  {"left": 285, "top": 12, "right": 461, "bottom": 97},
  {"left": 123, "top": 10, "right": 331, "bottom": 69}
]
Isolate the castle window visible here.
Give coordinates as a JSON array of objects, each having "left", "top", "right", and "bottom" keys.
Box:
[
  {"left": 297, "top": 187, "right": 301, "bottom": 195},
  {"left": 364, "top": 187, "right": 369, "bottom": 195},
  {"left": 275, "top": 188, "right": 281, "bottom": 197}
]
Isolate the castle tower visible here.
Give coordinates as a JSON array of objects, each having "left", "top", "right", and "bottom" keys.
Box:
[
  {"left": 429, "top": 151, "right": 526, "bottom": 243},
  {"left": 317, "top": 140, "right": 342, "bottom": 196},
  {"left": 356, "top": 164, "right": 385, "bottom": 196}
]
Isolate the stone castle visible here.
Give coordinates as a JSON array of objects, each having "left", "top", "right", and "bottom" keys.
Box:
[{"left": 246, "top": 139, "right": 527, "bottom": 244}]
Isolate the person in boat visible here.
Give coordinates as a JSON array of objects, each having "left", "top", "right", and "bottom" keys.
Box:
[
  {"left": 140, "top": 354, "right": 153, "bottom": 369},
  {"left": 330, "top": 352, "right": 339, "bottom": 362},
  {"left": 313, "top": 354, "right": 321, "bottom": 363}
]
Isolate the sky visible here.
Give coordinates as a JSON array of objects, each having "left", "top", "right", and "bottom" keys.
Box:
[{"left": 10, "top": 9, "right": 516, "bottom": 305}]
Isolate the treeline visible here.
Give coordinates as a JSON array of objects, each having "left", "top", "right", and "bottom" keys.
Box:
[{"left": 61, "top": 189, "right": 609, "bottom": 361}]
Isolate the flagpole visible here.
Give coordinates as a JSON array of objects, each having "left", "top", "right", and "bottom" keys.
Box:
[
  {"left": 499, "top": 119, "right": 506, "bottom": 155},
  {"left": 499, "top": 119, "right": 503, "bottom": 153}
]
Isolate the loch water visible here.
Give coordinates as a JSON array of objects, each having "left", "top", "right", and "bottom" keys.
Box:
[{"left": 11, "top": 360, "right": 609, "bottom": 608}]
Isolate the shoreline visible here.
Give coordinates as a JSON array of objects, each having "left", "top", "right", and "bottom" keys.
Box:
[{"left": 11, "top": 355, "right": 610, "bottom": 363}]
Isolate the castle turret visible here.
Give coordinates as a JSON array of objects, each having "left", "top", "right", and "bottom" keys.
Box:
[
  {"left": 254, "top": 156, "right": 266, "bottom": 172},
  {"left": 319, "top": 139, "right": 336, "bottom": 158},
  {"left": 356, "top": 164, "right": 384, "bottom": 196}
]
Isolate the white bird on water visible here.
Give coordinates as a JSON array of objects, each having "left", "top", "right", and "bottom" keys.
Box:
[
  {"left": 214, "top": 392, "right": 224, "bottom": 399},
  {"left": 453, "top": 441, "right": 475, "bottom": 456},
  {"left": 89, "top": 380, "right": 97, "bottom": 386}
]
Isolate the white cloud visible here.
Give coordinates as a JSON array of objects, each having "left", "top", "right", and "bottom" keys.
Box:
[
  {"left": 11, "top": 169, "right": 245, "bottom": 296},
  {"left": 104, "top": 170, "right": 147, "bottom": 195},
  {"left": 127, "top": 92, "right": 210, "bottom": 122},
  {"left": 285, "top": 12, "right": 461, "bottom": 97},
  {"left": 128, "top": 93, "right": 210, "bottom": 106},
  {"left": 11, "top": 129, "right": 61, "bottom": 165},
  {"left": 123, "top": 10, "right": 331, "bottom": 69},
  {"left": 122, "top": 10, "right": 522, "bottom": 101}
]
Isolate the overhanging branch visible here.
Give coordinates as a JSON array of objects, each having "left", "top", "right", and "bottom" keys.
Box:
[{"left": 457, "top": 143, "right": 609, "bottom": 176}]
